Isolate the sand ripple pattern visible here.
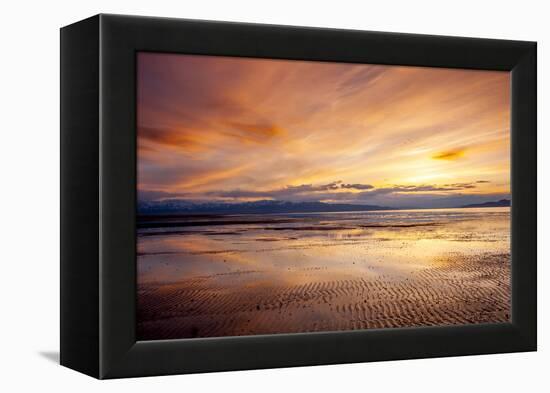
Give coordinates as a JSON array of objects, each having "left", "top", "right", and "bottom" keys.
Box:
[{"left": 137, "top": 252, "right": 510, "bottom": 340}]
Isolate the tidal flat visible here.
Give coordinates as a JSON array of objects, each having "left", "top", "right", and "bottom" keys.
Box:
[{"left": 137, "top": 207, "right": 511, "bottom": 340}]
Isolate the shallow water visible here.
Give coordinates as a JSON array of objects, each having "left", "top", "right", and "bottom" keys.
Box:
[{"left": 138, "top": 207, "right": 509, "bottom": 285}]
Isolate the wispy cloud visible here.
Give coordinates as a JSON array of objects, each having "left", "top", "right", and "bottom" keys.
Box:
[{"left": 137, "top": 53, "right": 510, "bottom": 208}]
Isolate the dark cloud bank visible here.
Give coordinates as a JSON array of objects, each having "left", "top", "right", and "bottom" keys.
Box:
[{"left": 139, "top": 180, "right": 509, "bottom": 210}]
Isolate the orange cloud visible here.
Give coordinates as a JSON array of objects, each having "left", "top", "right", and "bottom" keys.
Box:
[
  {"left": 139, "top": 126, "right": 207, "bottom": 152},
  {"left": 432, "top": 149, "right": 466, "bottom": 160},
  {"left": 222, "top": 122, "right": 286, "bottom": 144}
]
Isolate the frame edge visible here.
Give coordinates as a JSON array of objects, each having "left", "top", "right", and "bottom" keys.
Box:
[
  {"left": 95, "top": 14, "right": 538, "bottom": 378},
  {"left": 60, "top": 15, "right": 101, "bottom": 379}
]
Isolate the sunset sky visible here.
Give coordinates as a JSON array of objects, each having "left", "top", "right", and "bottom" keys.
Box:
[{"left": 137, "top": 53, "right": 510, "bottom": 208}]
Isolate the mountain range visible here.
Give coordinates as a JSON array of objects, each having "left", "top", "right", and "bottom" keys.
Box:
[
  {"left": 460, "top": 199, "right": 511, "bottom": 208},
  {"left": 138, "top": 198, "right": 511, "bottom": 215},
  {"left": 138, "top": 199, "right": 391, "bottom": 215}
]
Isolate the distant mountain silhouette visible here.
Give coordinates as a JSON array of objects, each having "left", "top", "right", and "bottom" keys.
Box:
[
  {"left": 138, "top": 199, "right": 391, "bottom": 215},
  {"left": 460, "top": 199, "right": 511, "bottom": 208}
]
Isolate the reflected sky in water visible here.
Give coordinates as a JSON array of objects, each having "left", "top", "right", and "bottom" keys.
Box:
[{"left": 137, "top": 207, "right": 510, "bottom": 288}]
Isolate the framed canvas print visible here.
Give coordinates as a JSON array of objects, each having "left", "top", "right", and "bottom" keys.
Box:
[{"left": 60, "top": 14, "right": 537, "bottom": 379}]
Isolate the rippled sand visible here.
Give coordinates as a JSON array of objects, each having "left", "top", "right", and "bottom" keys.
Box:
[{"left": 137, "top": 207, "right": 510, "bottom": 340}]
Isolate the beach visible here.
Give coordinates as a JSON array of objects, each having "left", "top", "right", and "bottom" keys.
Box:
[{"left": 137, "top": 207, "right": 511, "bottom": 340}]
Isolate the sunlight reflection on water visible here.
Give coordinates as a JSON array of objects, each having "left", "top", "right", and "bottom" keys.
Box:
[{"left": 137, "top": 207, "right": 510, "bottom": 286}]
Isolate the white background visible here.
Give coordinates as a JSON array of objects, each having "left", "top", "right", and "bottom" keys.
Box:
[{"left": 0, "top": 0, "right": 547, "bottom": 391}]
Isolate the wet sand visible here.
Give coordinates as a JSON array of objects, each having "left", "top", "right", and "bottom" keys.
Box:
[{"left": 137, "top": 207, "right": 511, "bottom": 340}]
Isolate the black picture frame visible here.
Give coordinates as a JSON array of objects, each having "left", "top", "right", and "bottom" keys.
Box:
[{"left": 60, "top": 14, "right": 537, "bottom": 379}]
